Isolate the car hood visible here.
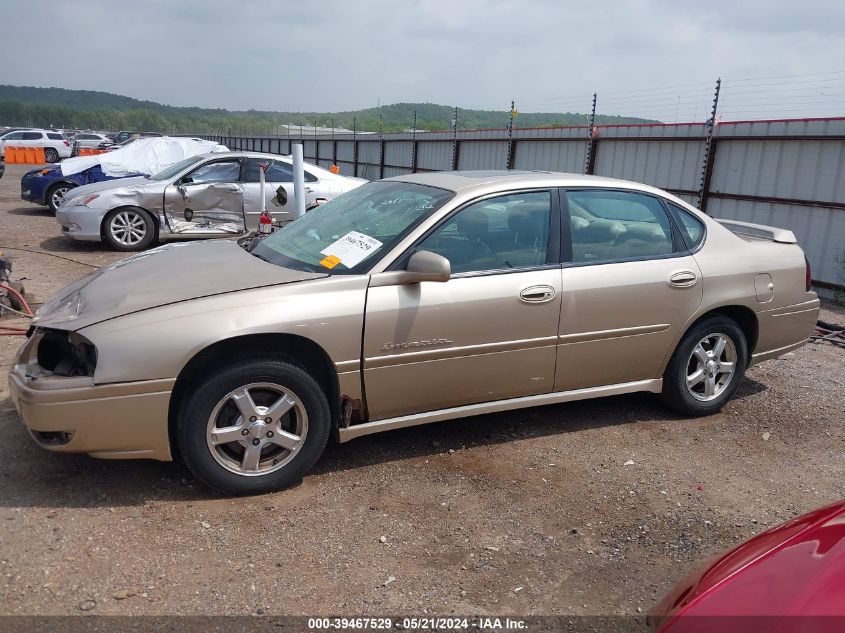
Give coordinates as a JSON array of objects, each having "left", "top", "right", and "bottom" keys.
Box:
[
  {"left": 33, "top": 240, "right": 326, "bottom": 330},
  {"left": 61, "top": 175, "right": 151, "bottom": 203},
  {"left": 652, "top": 500, "right": 845, "bottom": 626}
]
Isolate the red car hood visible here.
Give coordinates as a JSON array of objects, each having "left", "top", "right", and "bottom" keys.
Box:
[{"left": 652, "top": 500, "right": 845, "bottom": 631}]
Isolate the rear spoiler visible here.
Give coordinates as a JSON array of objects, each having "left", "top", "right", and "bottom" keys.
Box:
[{"left": 715, "top": 219, "right": 797, "bottom": 244}]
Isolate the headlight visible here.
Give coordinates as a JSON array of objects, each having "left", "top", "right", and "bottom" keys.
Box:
[
  {"left": 70, "top": 194, "right": 99, "bottom": 207},
  {"left": 36, "top": 329, "right": 98, "bottom": 377}
]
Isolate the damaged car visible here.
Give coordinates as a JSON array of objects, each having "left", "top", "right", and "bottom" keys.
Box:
[
  {"left": 22, "top": 136, "right": 227, "bottom": 212},
  {"left": 9, "top": 171, "right": 819, "bottom": 494},
  {"left": 56, "top": 151, "right": 367, "bottom": 251}
]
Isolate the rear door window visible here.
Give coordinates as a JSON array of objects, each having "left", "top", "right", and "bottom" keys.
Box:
[
  {"left": 566, "top": 190, "right": 676, "bottom": 263},
  {"left": 22, "top": 132, "right": 43, "bottom": 141},
  {"left": 244, "top": 158, "right": 294, "bottom": 183}
]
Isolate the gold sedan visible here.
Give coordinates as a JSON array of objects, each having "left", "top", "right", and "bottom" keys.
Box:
[{"left": 9, "top": 171, "right": 819, "bottom": 493}]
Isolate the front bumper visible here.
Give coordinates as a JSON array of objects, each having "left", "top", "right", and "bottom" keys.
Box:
[
  {"left": 55, "top": 206, "right": 104, "bottom": 241},
  {"left": 20, "top": 178, "right": 42, "bottom": 204},
  {"left": 8, "top": 366, "right": 174, "bottom": 461}
]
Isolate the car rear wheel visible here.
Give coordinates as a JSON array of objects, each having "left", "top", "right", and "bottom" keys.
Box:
[
  {"left": 661, "top": 315, "right": 748, "bottom": 416},
  {"left": 44, "top": 148, "right": 59, "bottom": 163},
  {"left": 103, "top": 207, "right": 155, "bottom": 251},
  {"left": 47, "top": 182, "right": 76, "bottom": 213},
  {"left": 176, "top": 359, "right": 331, "bottom": 494}
]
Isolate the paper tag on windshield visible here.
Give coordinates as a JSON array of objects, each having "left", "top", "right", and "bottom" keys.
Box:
[{"left": 320, "top": 231, "right": 382, "bottom": 269}]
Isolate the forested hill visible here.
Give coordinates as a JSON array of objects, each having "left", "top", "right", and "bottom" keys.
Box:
[{"left": 0, "top": 85, "right": 658, "bottom": 134}]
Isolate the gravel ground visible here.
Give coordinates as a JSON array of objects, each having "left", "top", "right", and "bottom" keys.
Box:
[{"left": 0, "top": 163, "right": 843, "bottom": 620}]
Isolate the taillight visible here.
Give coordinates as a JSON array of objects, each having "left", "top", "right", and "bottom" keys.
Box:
[
  {"left": 805, "top": 255, "right": 812, "bottom": 292},
  {"left": 63, "top": 140, "right": 71, "bottom": 146}
]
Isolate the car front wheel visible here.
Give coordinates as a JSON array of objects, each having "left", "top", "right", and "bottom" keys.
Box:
[
  {"left": 47, "top": 182, "right": 76, "bottom": 213},
  {"left": 661, "top": 315, "right": 748, "bottom": 416},
  {"left": 176, "top": 359, "right": 331, "bottom": 494},
  {"left": 103, "top": 207, "right": 155, "bottom": 251}
]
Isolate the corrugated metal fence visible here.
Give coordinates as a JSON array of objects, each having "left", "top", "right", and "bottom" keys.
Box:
[{"left": 199, "top": 117, "right": 845, "bottom": 289}]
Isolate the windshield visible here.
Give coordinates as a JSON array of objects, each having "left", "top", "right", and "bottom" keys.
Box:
[
  {"left": 149, "top": 156, "right": 205, "bottom": 181},
  {"left": 251, "top": 181, "right": 454, "bottom": 274}
]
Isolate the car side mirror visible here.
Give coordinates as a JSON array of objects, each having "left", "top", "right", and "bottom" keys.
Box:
[
  {"left": 405, "top": 250, "right": 451, "bottom": 282},
  {"left": 369, "top": 250, "right": 451, "bottom": 287}
]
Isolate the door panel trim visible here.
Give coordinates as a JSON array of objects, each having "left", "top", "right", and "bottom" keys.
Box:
[
  {"left": 558, "top": 323, "right": 671, "bottom": 344},
  {"left": 366, "top": 336, "right": 558, "bottom": 368},
  {"left": 339, "top": 378, "right": 663, "bottom": 442}
]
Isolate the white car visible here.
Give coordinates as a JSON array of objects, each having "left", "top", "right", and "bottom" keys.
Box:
[
  {"left": 0, "top": 129, "right": 72, "bottom": 162},
  {"left": 73, "top": 132, "right": 111, "bottom": 150}
]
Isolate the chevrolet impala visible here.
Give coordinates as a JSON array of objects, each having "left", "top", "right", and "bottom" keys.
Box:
[{"left": 9, "top": 171, "right": 819, "bottom": 493}]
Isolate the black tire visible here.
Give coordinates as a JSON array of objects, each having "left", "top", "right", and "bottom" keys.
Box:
[
  {"left": 661, "top": 315, "right": 748, "bottom": 417},
  {"left": 44, "top": 147, "right": 59, "bottom": 163},
  {"left": 176, "top": 359, "right": 331, "bottom": 494},
  {"left": 102, "top": 207, "right": 156, "bottom": 251},
  {"left": 46, "top": 182, "right": 76, "bottom": 213}
]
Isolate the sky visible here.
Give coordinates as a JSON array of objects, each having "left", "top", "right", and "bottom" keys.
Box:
[{"left": 1, "top": 0, "right": 843, "bottom": 121}]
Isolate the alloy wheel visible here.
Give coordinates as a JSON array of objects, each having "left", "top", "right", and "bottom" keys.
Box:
[
  {"left": 51, "top": 186, "right": 71, "bottom": 210},
  {"left": 109, "top": 210, "right": 148, "bottom": 246},
  {"left": 205, "top": 382, "right": 308, "bottom": 476},
  {"left": 685, "top": 333, "right": 737, "bottom": 402}
]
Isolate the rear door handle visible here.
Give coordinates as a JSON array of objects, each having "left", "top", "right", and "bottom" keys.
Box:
[
  {"left": 519, "top": 284, "right": 556, "bottom": 304},
  {"left": 669, "top": 271, "right": 698, "bottom": 287}
]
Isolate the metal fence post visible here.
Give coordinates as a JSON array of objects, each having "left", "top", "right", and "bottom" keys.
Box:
[
  {"left": 353, "top": 116, "right": 359, "bottom": 177},
  {"left": 450, "top": 107, "right": 459, "bottom": 171},
  {"left": 698, "top": 78, "right": 722, "bottom": 213},
  {"left": 378, "top": 114, "right": 385, "bottom": 179},
  {"left": 584, "top": 93, "right": 597, "bottom": 174},
  {"left": 411, "top": 110, "right": 418, "bottom": 173},
  {"left": 506, "top": 100, "right": 516, "bottom": 170}
]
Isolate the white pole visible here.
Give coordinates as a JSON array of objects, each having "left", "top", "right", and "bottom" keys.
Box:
[
  {"left": 293, "top": 143, "right": 306, "bottom": 219},
  {"left": 259, "top": 161, "right": 266, "bottom": 213}
]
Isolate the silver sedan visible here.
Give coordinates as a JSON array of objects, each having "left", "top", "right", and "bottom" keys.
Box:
[{"left": 56, "top": 151, "right": 367, "bottom": 251}]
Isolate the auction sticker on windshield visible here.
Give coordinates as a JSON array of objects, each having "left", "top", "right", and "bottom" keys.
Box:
[{"left": 319, "top": 231, "right": 383, "bottom": 269}]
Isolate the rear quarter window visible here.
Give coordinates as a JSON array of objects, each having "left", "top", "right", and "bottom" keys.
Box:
[
  {"left": 667, "top": 202, "right": 706, "bottom": 249},
  {"left": 47, "top": 133, "right": 64, "bottom": 140}
]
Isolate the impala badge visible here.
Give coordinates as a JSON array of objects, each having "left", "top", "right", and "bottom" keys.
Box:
[{"left": 382, "top": 338, "right": 453, "bottom": 351}]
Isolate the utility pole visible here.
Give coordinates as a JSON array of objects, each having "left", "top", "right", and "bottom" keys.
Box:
[
  {"left": 584, "top": 92, "right": 597, "bottom": 175},
  {"left": 698, "top": 78, "right": 722, "bottom": 213}
]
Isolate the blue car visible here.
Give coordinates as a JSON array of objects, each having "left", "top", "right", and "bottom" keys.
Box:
[{"left": 20, "top": 163, "right": 138, "bottom": 213}]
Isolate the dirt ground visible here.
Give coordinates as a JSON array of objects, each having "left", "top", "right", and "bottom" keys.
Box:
[{"left": 0, "top": 163, "right": 843, "bottom": 621}]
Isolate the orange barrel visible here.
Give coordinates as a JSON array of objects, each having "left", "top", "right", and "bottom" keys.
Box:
[
  {"left": 9, "top": 146, "right": 21, "bottom": 164},
  {"left": 34, "top": 147, "right": 46, "bottom": 163},
  {"left": 23, "top": 146, "right": 37, "bottom": 163}
]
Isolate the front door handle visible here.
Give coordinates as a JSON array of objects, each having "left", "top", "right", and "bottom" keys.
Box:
[
  {"left": 669, "top": 271, "right": 698, "bottom": 287},
  {"left": 519, "top": 284, "right": 556, "bottom": 304}
]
